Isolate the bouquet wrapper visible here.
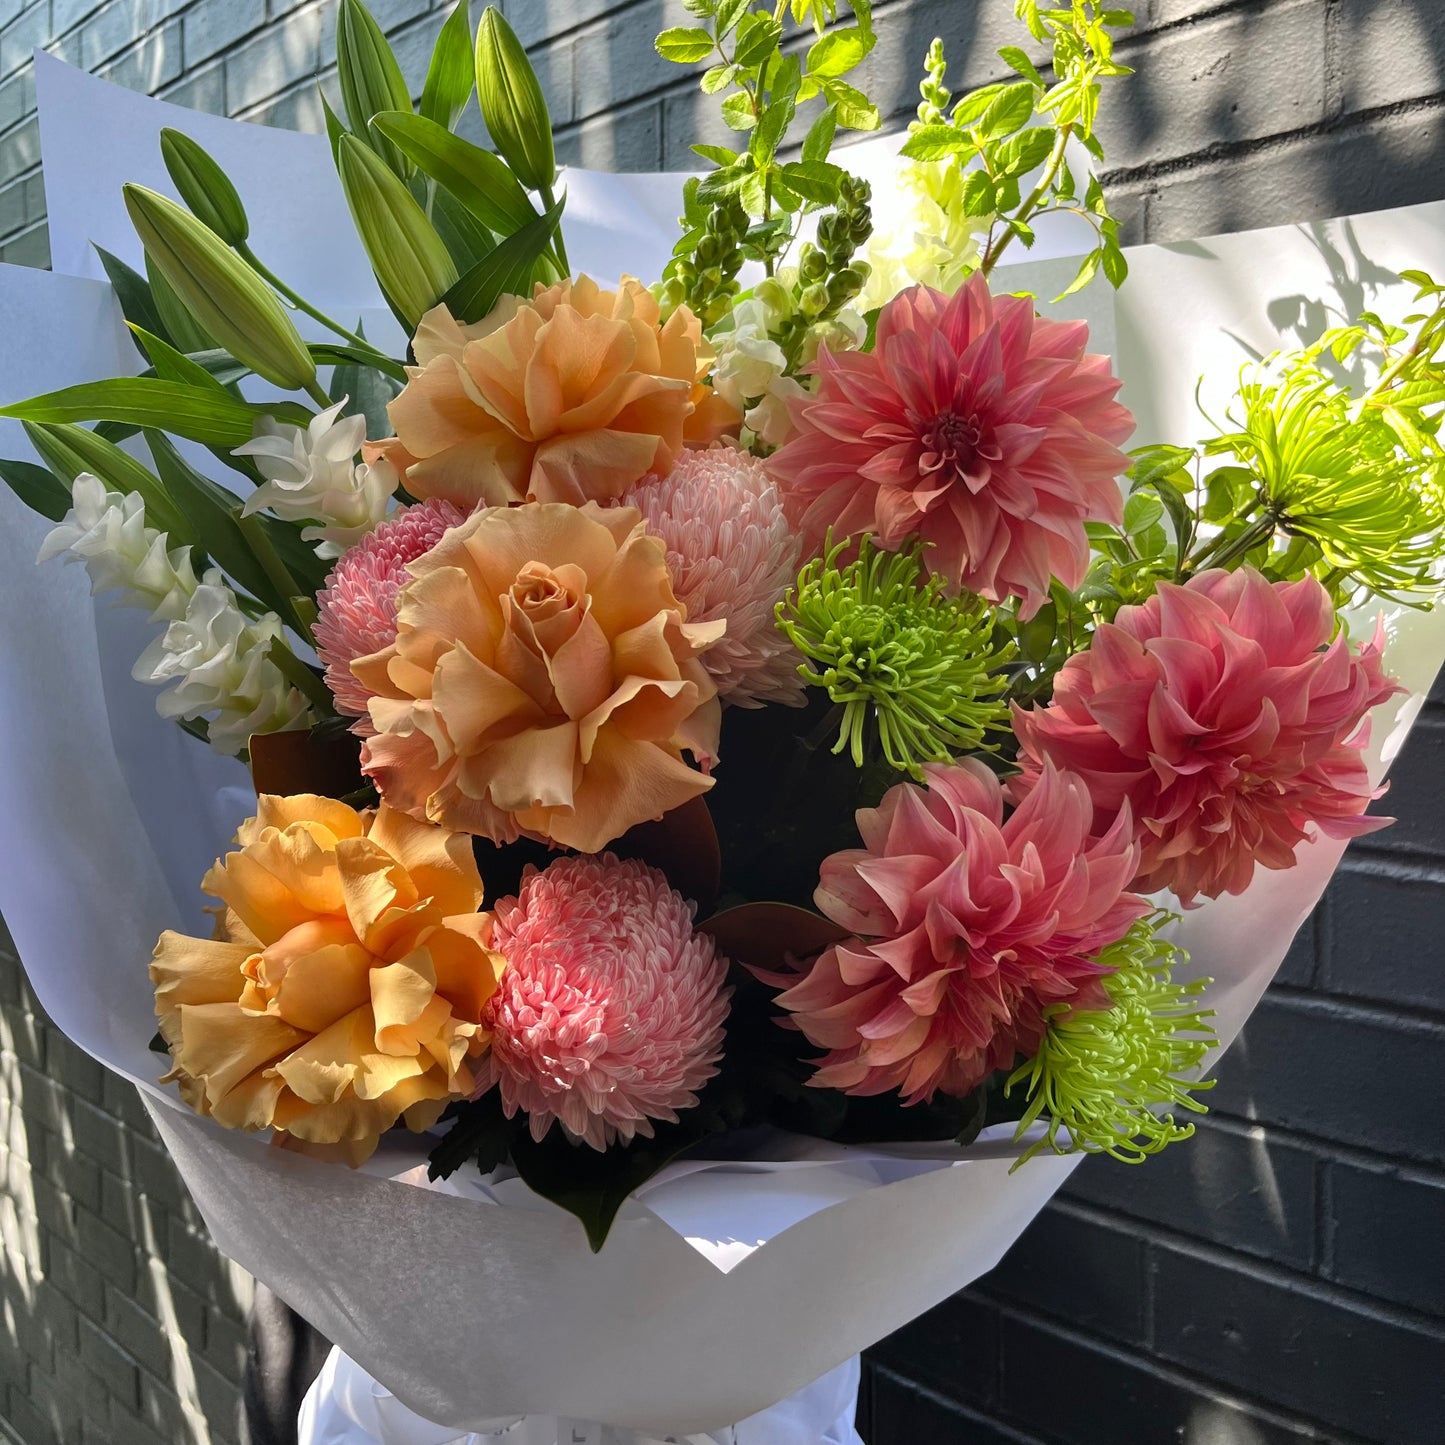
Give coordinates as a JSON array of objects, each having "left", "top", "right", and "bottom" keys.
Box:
[{"left": 2, "top": 58, "right": 1444, "bottom": 1437}]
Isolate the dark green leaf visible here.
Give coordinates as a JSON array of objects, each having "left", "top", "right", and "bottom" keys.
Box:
[
  {"left": 129, "top": 326, "right": 229, "bottom": 393},
  {"left": 371, "top": 111, "right": 540, "bottom": 236},
  {"left": 425, "top": 179, "right": 497, "bottom": 271},
  {"left": 802, "top": 102, "right": 837, "bottom": 163},
  {"left": 94, "top": 246, "right": 167, "bottom": 359},
  {"left": 442, "top": 196, "right": 563, "bottom": 324},
  {"left": 427, "top": 1094, "right": 516, "bottom": 1181},
  {"left": 420, "top": 0, "right": 474, "bottom": 130},
  {"left": 0, "top": 456, "right": 72, "bottom": 523},
  {"left": 655, "top": 25, "right": 715, "bottom": 63},
  {"left": 806, "top": 24, "right": 873, "bottom": 78},
  {"left": 734, "top": 12, "right": 783, "bottom": 65},
  {"left": 311, "top": 341, "right": 407, "bottom": 385}
]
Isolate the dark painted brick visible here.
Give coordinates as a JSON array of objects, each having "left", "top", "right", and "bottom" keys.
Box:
[
  {"left": 555, "top": 98, "right": 662, "bottom": 171},
  {"left": 75, "top": 1205, "right": 138, "bottom": 1293},
  {"left": 1324, "top": 864, "right": 1445, "bottom": 1012},
  {"left": 1150, "top": 1243, "right": 1445, "bottom": 1444},
  {"left": 1329, "top": 0, "right": 1445, "bottom": 116},
  {"left": 977, "top": 1203, "right": 1147, "bottom": 1347},
  {"left": 77, "top": 1315, "right": 141, "bottom": 1412},
  {"left": 1062, "top": 1117, "right": 1318, "bottom": 1269},
  {"left": 505, "top": 0, "right": 629, "bottom": 50},
  {"left": 103, "top": 1284, "right": 173, "bottom": 1381},
  {"left": 573, "top": 6, "right": 677, "bottom": 120},
  {"left": 866, "top": 1289, "right": 998, "bottom": 1409},
  {"left": 868, "top": 1366, "right": 1044, "bottom": 1445},
  {"left": 1208, "top": 993, "right": 1445, "bottom": 1165},
  {"left": 997, "top": 1315, "right": 1321, "bottom": 1445},
  {"left": 1326, "top": 1162, "right": 1445, "bottom": 1316}
]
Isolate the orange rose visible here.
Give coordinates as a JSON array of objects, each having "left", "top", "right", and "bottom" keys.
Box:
[
  {"left": 367, "top": 276, "right": 737, "bottom": 510},
  {"left": 355, "top": 501, "right": 723, "bottom": 852},
  {"left": 151, "top": 795, "right": 503, "bottom": 1160}
]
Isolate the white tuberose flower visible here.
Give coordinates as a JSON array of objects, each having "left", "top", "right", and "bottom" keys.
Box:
[
  {"left": 40, "top": 473, "right": 308, "bottom": 754},
  {"left": 234, "top": 398, "right": 397, "bottom": 557}
]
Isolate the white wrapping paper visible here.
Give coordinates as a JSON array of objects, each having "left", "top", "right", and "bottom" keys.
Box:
[{"left": 2, "top": 57, "right": 1442, "bottom": 1438}]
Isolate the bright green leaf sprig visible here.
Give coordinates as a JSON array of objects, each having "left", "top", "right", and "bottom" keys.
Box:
[
  {"left": 1007, "top": 912, "right": 1217, "bottom": 1168},
  {"left": 777, "top": 536, "right": 1013, "bottom": 776},
  {"left": 900, "top": 1, "right": 1134, "bottom": 295},
  {"left": 657, "top": 0, "right": 879, "bottom": 286}
]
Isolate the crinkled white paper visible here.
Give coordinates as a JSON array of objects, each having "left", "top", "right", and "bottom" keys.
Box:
[{"left": 2, "top": 57, "right": 1443, "bottom": 1438}]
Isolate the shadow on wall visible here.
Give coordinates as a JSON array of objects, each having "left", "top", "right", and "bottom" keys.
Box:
[{"left": 0, "top": 940, "right": 252, "bottom": 1445}]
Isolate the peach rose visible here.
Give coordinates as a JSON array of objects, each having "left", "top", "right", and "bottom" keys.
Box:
[
  {"left": 355, "top": 501, "right": 723, "bottom": 852},
  {"left": 367, "top": 276, "right": 737, "bottom": 510},
  {"left": 151, "top": 795, "right": 503, "bottom": 1160}
]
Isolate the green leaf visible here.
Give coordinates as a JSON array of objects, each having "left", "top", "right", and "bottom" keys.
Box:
[
  {"left": 952, "top": 81, "right": 1007, "bottom": 128},
  {"left": 802, "top": 102, "right": 837, "bottom": 163},
  {"left": 734, "top": 12, "right": 783, "bottom": 65},
  {"left": 426, "top": 178, "right": 497, "bottom": 271},
  {"left": 1102, "top": 239, "right": 1129, "bottom": 287},
  {"left": 319, "top": 86, "right": 349, "bottom": 167},
  {"left": 129, "top": 325, "right": 229, "bottom": 393},
  {"left": 427, "top": 1093, "right": 515, "bottom": 1181},
  {"left": 311, "top": 340, "right": 407, "bottom": 385},
  {"left": 898, "top": 123, "right": 971, "bottom": 162},
  {"left": 94, "top": 246, "right": 167, "bottom": 359},
  {"left": 1129, "top": 444, "right": 1196, "bottom": 492},
  {"left": 1, "top": 378, "right": 265, "bottom": 449},
  {"left": 806, "top": 24, "right": 873, "bottom": 78},
  {"left": 715, "top": 0, "right": 750, "bottom": 37},
  {"left": 24, "top": 422, "right": 189, "bottom": 541},
  {"left": 655, "top": 25, "right": 715, "bottom": 63},
  {"left": 780, "top": 159, "right": 844, "bottom": 204},
  {"left": 962, "top": 169, "right": 996, "bottom": 217},
  {"left": 0, "top": 456, "right": 72, "bottom": 523},
  {"left": 371, "top": 111, "right": 539, "bottom": 237},
  {"left": 1123, "top": 491, "right": 1163, "bottom": 535},
  {"left": 823, "top": 77, "right": 880, "bottom": 130},
  {"left": 721, "top": 91, "right": 757, "bottom": 130},
  {"left": 701, "top": 62, "right": 738, "bottom": 94},
  {"left": 144, "top": 430, "right": 289, "bottom": 613},
  {"left": 998, "top": 44, "right": 1046, "bottom": 87},
  {"left": 420, "top": 0, "right": 474, "bottom": 130},
  {"left": 752, "top": 71, "right": 796, "bottom": 159},
  {"left": 1054, "top": 248, "right": 1101, "bottom": 300},
  {"left": 691, "top": 142, "right": 739, "bottom": 166},
  {"left": 696, "top": 162, "right": 752, "bottom": 202},
  {"left": 442, "top": 195, "right": 564, "bottom": 324},
  {"left": 995, "top": 125, "right": 1055, "bottom": 177},
  {"left": 336, "top": 0, "right": 415, "bottom": 177},
  {"left": 978, "top": 80, "right": 1036, "bottom": 139}
]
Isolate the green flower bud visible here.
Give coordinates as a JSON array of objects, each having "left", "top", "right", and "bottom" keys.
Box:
[
  {"left": 336, "top": 135, "right": 459, "bottom": 330},
  {"left": 336, "top": 0, "right": 415, "bottom": 177},
  {"left": 800, "top": 282, "right": 830, "bottom": 318},
  {"left": 145, "top": 251, "right": 217, "bottom": 355},
  {"left": 475, "top": 7, "right": 556, "bottom": 194},
  {"left": 123, "top": 184, "right": 314, "bottom": 391},
  {"left": 159, "top": 128, "right": 249, "bottom": 246}
]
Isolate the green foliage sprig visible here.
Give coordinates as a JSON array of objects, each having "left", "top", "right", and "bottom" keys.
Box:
[
  {"left": 900, "top": 1, "right": 1134, "bottom": 295},
  {"left": 657, "top": 0, "right": 880, "bottom": 285}
]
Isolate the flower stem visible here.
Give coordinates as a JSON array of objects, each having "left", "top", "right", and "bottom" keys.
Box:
[
  {"left": 237, "top": 242, "right": 381, "bottom": 355},
  {"left": 266, "top": 639, "right": 335, "bottom": 713},
  {"left": 237, "top": 512, "right": 316, "bottom": 648},
  {"left": 980, "top": 123, "right": 1074, "bottom": 278}
]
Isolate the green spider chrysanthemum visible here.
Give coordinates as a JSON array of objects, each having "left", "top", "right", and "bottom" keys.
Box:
[
  {"left": 1007, "top": 913, "right": 1217, "bottom": 1169},
  {"left": 777, "top": 536, "right": 1012, "bottom": 776}
]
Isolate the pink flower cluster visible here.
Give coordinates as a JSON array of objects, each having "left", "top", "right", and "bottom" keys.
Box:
[
  {"left": 1012, "top": 568, "right": 1400, "bottom": 903},
  {"left": 767, "top": 275, "right": 1135, "bottom": 615},
  {"left": 477, "top": 854, "right": 731, "bottom": 1149},
  {"left": 774, "top": 759, "right": 1146, "bottom": 1103}
]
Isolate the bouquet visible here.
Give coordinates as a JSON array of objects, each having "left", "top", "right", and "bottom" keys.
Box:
[{"left": 2, "top": 0, "right": 1443, "bottom": 1436}]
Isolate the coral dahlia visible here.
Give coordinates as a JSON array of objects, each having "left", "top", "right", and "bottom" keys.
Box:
[
  {"left": 1011, "top": 567, "right": 1400, "bottom": 904},
  {"left": 766, "top": 274, "right": 1134, "bottom": 615},
  {"left": 620, "top": 448, "right": 806, "bottom": 709},
  {"left": 478, "top": 854, "right": 731, "bottom": 1150},
  {"left": 314, "top": 498, "right": 469, "bottom": 729},
  {"left": 773, "top": 759, "right": 1146, "bottom": 1104}
]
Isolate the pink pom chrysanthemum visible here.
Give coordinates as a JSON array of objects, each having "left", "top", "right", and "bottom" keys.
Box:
[
  {"left": 767, "top": 274, "right": 1134, "bottom": 616},
  {"left": 314, "top": 498, "right": 467, "bottom": 728},
  {"left": 478, "top": 854, "right": 731, "bottom": 1150},
  {"left": 620, "top": 449, "right": 807, "bottom": 708},
  {"left": 1011, "top": 567, "right": 1400, "bottom": 905},
  {"left": 772, "top": 758, "right": 1146, "bottom": 1104}
]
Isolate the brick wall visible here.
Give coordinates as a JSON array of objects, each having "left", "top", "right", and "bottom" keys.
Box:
[{"left": 1, "top": 2, "right": 1443, "bottom": 1443}]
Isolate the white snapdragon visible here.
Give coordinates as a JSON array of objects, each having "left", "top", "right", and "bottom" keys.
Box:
[
  {"left": 135, "top": 584, "right": 308, "bottom": 756},
  {"left": 234, "top": 398, "right": 397, "bottom": 558},
  {"left": 39, "top": 473, "right": 308, "bottom": 754},
  {"left": 744, "top": 376, "right": 808, "bottom": 451},
  {"left": 711, "top": 298, "right": 789, "bottom": 411},
  {"left": 37, "top": 472, "right": 199, "bottom": 621}
]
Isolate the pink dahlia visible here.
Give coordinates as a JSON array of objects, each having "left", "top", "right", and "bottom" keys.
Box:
[
  {"left": 1011, "top": 568, "right": 1400, "bottom": 905},
  {"left": 620, "top": 448, "right": 806, "bottom": 708},
  {"left": 314, "top": 498, "right": 468, "bottom": 728},
  {"left": 766, "top": 274, "right": 1134, "bottom": 615},
  {"left": 478, "top": 854, "right": 731, "bottom": 1149},
  {"left": 773, "top": 758, "right": 1146, "bottom": 1103}
]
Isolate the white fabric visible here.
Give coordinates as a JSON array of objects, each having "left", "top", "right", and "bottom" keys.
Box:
[
  {"left": 297, "top": 1349, "right": 863, "bottom": 1445},
  {"left": 1, "top": 54, "right": 1442, "bottom": 1442}
]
